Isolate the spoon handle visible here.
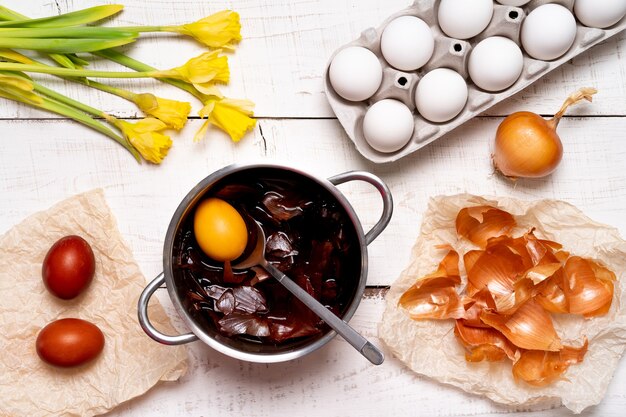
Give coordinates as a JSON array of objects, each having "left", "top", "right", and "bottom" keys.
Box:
[{"left": 262, "top": 260, "right": 385, "bottom": 365}]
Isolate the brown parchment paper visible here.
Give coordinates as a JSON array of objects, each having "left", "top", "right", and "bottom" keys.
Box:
[
  {"left": 0, "top": 189, "right": 188, "bottom": 417},
  {"left": 379, "top": 194, "right": 626, "bottom": 414}
]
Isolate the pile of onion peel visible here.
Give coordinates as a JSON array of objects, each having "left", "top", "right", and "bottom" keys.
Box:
[
  {"left": 493, "top": 87, "right": 597, "bottom": 179},
  {"left": 398, "top": 204, "right": 616, "bottom": 387}
]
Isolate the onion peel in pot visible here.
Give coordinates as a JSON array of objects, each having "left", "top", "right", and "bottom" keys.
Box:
[
  {"left": 399, "top": 249, "right": 464, "bottom": 320},
  {"left": 512, "top": 338, "right": 589, "bottom": 387},
  {"left": 456, "top": 206, "right": 516, "bottom": 248}
]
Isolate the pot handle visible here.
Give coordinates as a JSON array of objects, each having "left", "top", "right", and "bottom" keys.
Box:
[
  {"left": 137, "top": 272, "right": 198, "bottom": 345},
  {"left": 328, "top": 171, "right": 393, "bottom": 245}
]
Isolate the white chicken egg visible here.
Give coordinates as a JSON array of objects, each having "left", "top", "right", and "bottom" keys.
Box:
[
  {"left": 329, "top": 47, "right": 382, "bottom": 102},
  {"left": 496, "top": 0, "right": 531, "bottom": 6},
  {"left": 415, "top": 68, "right": 468, "bottom": 123},
  {"left": 438, "top": 0, "right": 494, "bottom": 39},
  {"left": 575, "top": 0, "right": 626, "bottom": 29},
  {"left": 468, "top": 36, "right": 523, "bottom": 92},
  {"left": 362, "top": 99, "right": 414, "bottom": 153},
  {"left": 380, "top": 16, "right": 434, "bottom": 71},
  {"left": 521, "top": 4, "right": 577, "bottom": 61}
]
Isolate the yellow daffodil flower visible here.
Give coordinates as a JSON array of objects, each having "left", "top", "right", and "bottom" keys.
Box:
[
  {"left": 109, "top": 117, "right": 172, "bottom": 164},
  {"left": 156, "top": 51, "right": 229, "bottom": 95},
  {"left": 173, "top": 10, "right": 241, "bottom": 50},
  {"left": 194, "top": 97, "right": 256, "bottom": 142},
  {"left": 134, "top": 93, "right": 191, "bottom": 130}
]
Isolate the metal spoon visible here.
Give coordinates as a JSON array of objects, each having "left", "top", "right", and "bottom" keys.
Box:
[{"left": 234, "top": 221, "right": 384, "bottom": 365}]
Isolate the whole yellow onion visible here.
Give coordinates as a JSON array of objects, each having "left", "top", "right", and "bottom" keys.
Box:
[{"left": 493, "top": 88, "right": 597, "bottom": 179}]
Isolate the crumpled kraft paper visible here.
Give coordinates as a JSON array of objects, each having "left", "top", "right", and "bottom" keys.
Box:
[
  {"left": 0, "top": 189, "right": 188, "bottom": 417},
  {"left": 379, "top": 194, "right": 626, "bottom": 414}
]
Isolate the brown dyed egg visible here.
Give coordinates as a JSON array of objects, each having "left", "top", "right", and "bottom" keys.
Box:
[
  {"left": 36, "top": 318, "right": 105, "bottom": 367},
  {"left": 42, "top": 235, "right": 96, "bottom": 299}
]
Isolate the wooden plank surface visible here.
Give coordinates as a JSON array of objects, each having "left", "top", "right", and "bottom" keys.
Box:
[{"left": 1, "top": 0, "right": 625, "bottom": 416}]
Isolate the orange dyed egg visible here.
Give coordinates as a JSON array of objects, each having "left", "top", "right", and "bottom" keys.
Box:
[{"left": 193, "top": 198, "right": 248, "bottom": 262}]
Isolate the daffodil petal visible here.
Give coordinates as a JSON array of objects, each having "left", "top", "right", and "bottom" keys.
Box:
[
  {"left": 193, "top": 119, "right": 210, "bottom": 143},
  {"left": 194, "top": 83, "right": 226, "bottom": 96},
  {"left": 198, "top": 100, "right": 216, "bottom": 118},
  {"left": 131, "top": 117, "right": 167, "bottom": 133}
]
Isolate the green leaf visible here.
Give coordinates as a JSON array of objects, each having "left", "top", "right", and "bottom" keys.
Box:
[
  {"left": 0, "top": 8, "right": 78, "bottom": 69},
  {"left": 0, "top": 6, "right": 27, "bottom": 21},
  {"left": 0, "top": 37, "right": 136, "bottom": 53},
  {"left": 0, "top": 26, "right": 138, "bottom": 39},
  {"left": 0, "top": 5, "right": 124, "bottom": 28}
]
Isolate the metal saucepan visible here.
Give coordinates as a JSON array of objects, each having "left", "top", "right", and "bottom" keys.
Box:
[{"left": 138, "top": 163, "right": 392, "bottom": 363}]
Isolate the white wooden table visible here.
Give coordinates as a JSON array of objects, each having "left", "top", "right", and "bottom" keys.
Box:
[{"left": 2, "top": 1, "right": 625, "bottom": 416}]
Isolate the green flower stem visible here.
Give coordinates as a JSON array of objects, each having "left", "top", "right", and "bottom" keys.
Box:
[
  {"left": 31, "top": 80, "right": 104, "bottom": 118},
  {"left": 0, "top": 37, "right": 135, "bottom": 53},
  {"left": 0, "top": 24, "right": 182, "bottom": 35},
  {"left": 0, "top": 88, "right": 139, "bottom": 161},
  {"left": 44, "top": 97, "right": 141, "bottom": 161},
  {"left": 93, "top": 49, "right": 206, "bottom": 102},
  {"left": 32, "top": 84, "right": 140, "bottom": 161},
  {"left": 48, "top": 53, "right": 77, "bottom": 69},
  {"left": 85, "top": 80, "right": 138, "bottom": 101},
  {"left": 4, "top": 52, "right": 140, "bottom": 106},
  {"left": 0, "top": 6, "right": 25, "bottom": 21},
  {"left": 0, "top": 62, "right": 167, "bottom": 79}
]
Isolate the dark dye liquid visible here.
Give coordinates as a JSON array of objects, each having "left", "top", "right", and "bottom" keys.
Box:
[{"left": 172, "top": 169, "right": 361, "bottom": 345}]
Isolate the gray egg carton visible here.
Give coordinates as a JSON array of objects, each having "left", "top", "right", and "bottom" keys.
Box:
[{"left": 324, "top": 0, "right": 626, "bottom": 163}]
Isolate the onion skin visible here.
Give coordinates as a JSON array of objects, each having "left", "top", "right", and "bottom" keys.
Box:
[
  {"left": 493, "top": 112, "right": 563, "bottom": 178},
  {"left": 454, "top": 320, "right": 518, "bottom": 362},
  {"left": 512, "top": 338, "right": 588, "bottom": 387},
  {"left": 399, "top": 250, "right": 465, "bottom": 320},
  {"left": 401, "top": 203, "right": 617, "bottom": 386},
  {"left": 456, "top": 206, "right": 516, "bottom": 248}
]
